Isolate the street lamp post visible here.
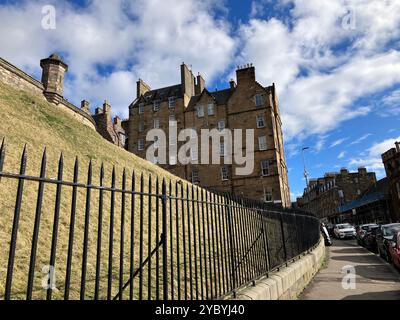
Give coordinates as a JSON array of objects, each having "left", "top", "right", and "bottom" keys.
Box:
[{"left": 302, "top": 147, "right": 310, "bottom": 187}]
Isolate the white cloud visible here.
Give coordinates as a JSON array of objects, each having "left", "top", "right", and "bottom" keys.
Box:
[
  {"left": 349, "top": 133, "right": 373, "bottom": 145},
  {"left": 237, "top": 0, "right": 400, "bottom": 140},
  {"left": 0, "top": 0, "right": 236, "bottom": 118},
  {"left": 380, "top": 90, "right": 400, "bottom": 117},
  {"left": 348, "top": 136, "right": 400, "bottom": 177},
  {"left": 1, "top": 0, "right": 400, "bottom": 140},
  {"left": 330, "top": 137, "right": 348, "bottom": 148},
  {"left": 313, "top": 135, "right": 328, "bottom": 153},
  {"left": 338, "top": 151, "right": 346, "bottom": 159}
]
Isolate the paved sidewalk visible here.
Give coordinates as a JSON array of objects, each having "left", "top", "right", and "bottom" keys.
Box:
[{"left": 301, "top": 239, "right": 400, "bottom": 300}]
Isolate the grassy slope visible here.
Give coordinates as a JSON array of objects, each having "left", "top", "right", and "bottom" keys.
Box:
[{"left": 0, "top": 81, "right": 199, "bottom": 300}]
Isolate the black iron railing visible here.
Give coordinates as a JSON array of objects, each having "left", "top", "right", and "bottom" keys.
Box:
[{"left": 0, "top": 139, "right": 320, "bottom": 300}]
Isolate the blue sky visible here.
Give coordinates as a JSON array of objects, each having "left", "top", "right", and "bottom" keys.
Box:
[{"left": 0, "top": 0, "right": 400, "bottom": 201}]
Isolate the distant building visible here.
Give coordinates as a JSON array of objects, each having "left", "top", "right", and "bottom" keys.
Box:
[
  {"left": 92, "top": 100, "right": 127, "bottom": 148},
  {"left": 382, "top": 142, "right": 400, "bottom": 222},
  {"left": 297, "top": 168, "right": 377, "bottom": 219},
  {"left": 335, "top": 178, "right": 392, "bottom": 224}
]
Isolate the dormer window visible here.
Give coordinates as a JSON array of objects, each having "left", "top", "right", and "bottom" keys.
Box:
[
  {"left": 139, "top": 103, "right": 145, "bottom": 114},
  {"left": 153, "top": 100, "right": 160, "bottom": 112},
  {"left": 255, "top": 94, "right": 263, "bottom": 107},
  {"left": 168, "top": 97, "right": 176, "bottom": 108}
]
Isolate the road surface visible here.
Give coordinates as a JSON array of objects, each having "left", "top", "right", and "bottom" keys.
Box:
[{"left": 301, "top": 239, "right": 400, "bottom": 300}]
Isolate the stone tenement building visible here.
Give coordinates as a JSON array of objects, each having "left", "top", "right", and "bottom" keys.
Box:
[
  {"left": 0, "top": 54, "right": 126, "bottom": 148},
  {"left": 125, "top": 64, "right": 291, "bottom": 206},
  {"left": 296, "top": 168, "right": 377, "bottom": 219},
  {"left": 382, "top": 142, "right": 400, "bottom": 222}
]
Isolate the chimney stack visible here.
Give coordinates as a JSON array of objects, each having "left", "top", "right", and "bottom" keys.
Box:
[
  {"left": 181, "top": 63, "right": 195, "bottom": 98},
  {"left": 195, "top": 73, "right": 205, "bottom": 95},
  {"left": 396, "top": 141, "right": 400, "bottom": 152},
  {"left": 137, "top": 79, "right": 151, "bottom": 99},
  {"left": 358, "top": 167, "right": 367, "bottom": 174},
  {"left": 81, "top": 100, "right": 90, "bottom": 113},
  {"left": 103, "top": 100, "right": 111, "bottom": 114},
  {"left": 236, "top": 64, "right": 255, "bottom": 86},
  {"left": 229, "top": 79, "right": 236, "bottom": 89}
]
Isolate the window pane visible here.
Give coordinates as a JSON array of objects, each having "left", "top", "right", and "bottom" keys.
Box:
[
  {"left": 169, "top": 97, "right": 176, "bottom": 108},
  {"left": 138, "top": 139, "right": 144, "bottom": 150},
  {"left": 153, "top": 100, "right": 160, "bottom": 111},
  {"left": 255, "top": 94, "right": 263, "bottom": 107},
  {"left": 259, "top": 136, "right": 267, "bottom": 151},
  {"left": 220, "top": 142, "right": 225, "bottom": 156},
  {"left": 197, "top": 105, "right": 204, "bottom": 117},
  {"left": 139, "top": 103, "right": 145, "bottom": 114},
  {"left": 261, "top": 160, "right": 269, "bottom": 176},
  {"left": 218, "top": 120, "right": 225, "bottom": 131},
  {"left": 221, "top": 167, "right": 229, "bottom": 180},
  {"left": 256, "top": 115, "right": 265, "bottom": 128},
  {"left": 192, "top": 170, "right": 199, "bottom": 183},
  {"left": 139, "top": 122, "right": 144, "bottom": 132},
  {"left": 208, "top": 104, "right": 215, "bottom": 115}
]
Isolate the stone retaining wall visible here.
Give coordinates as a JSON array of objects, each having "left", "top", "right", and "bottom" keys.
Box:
[
  {"left": 233, "top": 238, "right": 325, "bottom": 300},
  {"left": 0, "top": 57, "right": 45, "bottom": 98}
]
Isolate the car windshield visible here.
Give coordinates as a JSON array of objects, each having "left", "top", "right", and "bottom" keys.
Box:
[
  {"left": 338, "top": 224, "right": 352, "bottom": 229},
  {"left": 383, "top": 224, "right": 400, "bottom": 236}
]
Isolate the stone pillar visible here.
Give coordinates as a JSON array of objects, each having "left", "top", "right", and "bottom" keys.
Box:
[{"left": 81, "top": 100, "right": 90, "bottom": 113}]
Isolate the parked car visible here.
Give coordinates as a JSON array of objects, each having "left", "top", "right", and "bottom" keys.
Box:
[
  {"left": 388, "top": 230, "right": 400, "bottom": 270},
  {"left": 333, "top": 223, "right": 356, "bottom": 239},
  {"left": 356, "top": 224, "right": 378, "bottom": 246},
  {"left": 376, "top": 223, "right": 400, "bottom": 262},
  {"left": 363, "top": 225, "right": 380, "bottom": 252}
]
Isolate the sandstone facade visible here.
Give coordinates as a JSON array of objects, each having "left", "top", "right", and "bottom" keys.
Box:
[{"left": 125, "top": 64, "right": 291, "bottom": 206}]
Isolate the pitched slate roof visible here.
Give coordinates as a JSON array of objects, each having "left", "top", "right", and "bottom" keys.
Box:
[
  {"left": 186, "top": 88, "right": 233, "bottom": 112},
  {"left": 130, "top": 84, "right": 183, "bottom": 108}
]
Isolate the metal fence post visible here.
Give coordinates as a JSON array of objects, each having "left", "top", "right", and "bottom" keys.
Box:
[
  {"left": 279, "top": 213, "right": 288, "bottom": 266},
  {"left": 225, "top": 193, "right": 236, "bottom": 296},
  {"left": 162, "top": 179, "right": 168, "bottom": 300},
  {"left": 260, "top": 212, "right": 271, "bottom": 273},
  {"left": 5, "top": 145, "right": 27, "bottom": 300}
]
